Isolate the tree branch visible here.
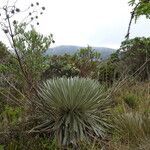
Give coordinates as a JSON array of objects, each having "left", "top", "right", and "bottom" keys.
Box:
[{"left": 125, "top": 2, "right": 140, "bottom": 39}]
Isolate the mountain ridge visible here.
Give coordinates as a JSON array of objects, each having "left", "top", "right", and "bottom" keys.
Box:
[{"left": 46, "top": 45, "right": 116, "bottom": 59}]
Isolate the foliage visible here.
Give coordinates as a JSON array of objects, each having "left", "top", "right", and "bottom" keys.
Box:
[
  {"left": 75, "top": 46, "right": 101, "bottom": 60},
  {"left": 0, "top": 24, "right": 54, "bottom": 103},
  {"left": 0, "top": 42, "right": 8, "bottom": 60},
  {"left": 43, "top": 46, "right": 101, "bottom": 79},
  {"left": 92, "top": 52, "right": 120, "bottom": 85},
  {"left": 74, "top": 46, "right": 101, "bottom": 77},
  {"left": 0, "top": 0, "right": 48, "bottom": 95},
  {"left": 13, "top": 23, "right": 54, "bottom": 85},
  {"left": 129, "top": 0, "right": 150, "bottom": 20},
  {"left": 0, "top": 145, "right": 4, "bottom": 150},
  {"left": 0, "top": 24, "right": 54, "bottom": 110},
  {"left": 42, "top": 54, "right": 80, "bottom": 79},
  {"left": 0, "top": 0, "right": 150, "bottom": 149},
  {"left": 123, "top": 93, "right": 138, "bottom": 109},
  {"left": 119, "top": 37, "right": 150, "bottom": 80},
  {"left": 0, "top": 105, "right": 23, "bottom": 146},
  {"left": 0, "top": 105, "right": 22, "bottom": 126},
  {"left": 0, "top": 41, "right": 11, "bottom": 74},
  {"left": 126, "top": 0, "right": 150, "bottom": 38},
  {"left": 30, "top": 77, "right": 111, "bottom": 146},
  {"left": 0, "top": 42, "right": 15, "bottom": 112}
]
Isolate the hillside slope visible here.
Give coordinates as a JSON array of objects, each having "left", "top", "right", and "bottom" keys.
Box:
[{"left": 46, "top": 45, "right": 116, "bottom": 59}]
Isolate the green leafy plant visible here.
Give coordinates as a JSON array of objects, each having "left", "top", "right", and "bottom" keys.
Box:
[
  {"left": 0, "top": 106, "right": 22, "bottom": 126},
  {"left": 0, "top": 1, "right": 49, "bottom": 96},
  {"left": 92, "top": 52, "right": 120, "bottom": 85},
  {"left": 128, "top": 0, "right": 150, "bottom": 20},
  {"left": 30, "top": 77, "right": 112, "bottom": 147},
  {"left": 119, "top": 37, "right": 150, "bottom": 80},
  {"left": 74, "top": 46, "right": 101, "bottom": 77},
  {"left": 0, "top": 145, "right": 4, "bottom": 150},
  {"left": 123, "top": 93, "right": 138, "bottom": 109},
  {"left": 42, "top": 54, "right": 80, "bottom": 79},
  {"left": 126, "top": 0, "right": 150, "bottom": 38},
  {"left": 13, "top": 23, "right": 54, "bottom": 85}
]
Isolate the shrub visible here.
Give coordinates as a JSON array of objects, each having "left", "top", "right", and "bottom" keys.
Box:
[
  {"left": 42, "top": 54, "right": 80, "bottom": 79},
  {"left": 0, "top": 106, "right": 22, "bottom": 126},
  {"left": 119, "top": 37, "right": 150, "bottom": 80},
  {"left": 30, "top": 77, "right": 112, "bottom": 147},
  {"left": 74, "top": 46, "right": 101, "bottom": 77},
  {"left": 92, "top": 52, "right": 120, "bottom": 85}
]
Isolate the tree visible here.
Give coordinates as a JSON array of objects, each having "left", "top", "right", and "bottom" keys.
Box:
[
  {"left": 0, "top": 42, "right": 10, "bottom": 73},
  {"left": 43, "top": 46, "right": 102, "bottom": 79},
  {"left": 126, "top": 0, "right": 150, "bottom": 38},
  {"left": 13, "top": 23, "right": 53, "bottom": 87},
  {"left": 74, "top": 46, "right": 101, "bottom": 77},
  {"left": 129, "top": 0, "right": 150, "bottom": 19},
  {"left": 0, "top": 42, "right": 10, "bottom": 112},
  {"left": 0, "top": 42, "right": 8, "bottom": 60},
  {"left": 119, "top": 37, "right": 150, "bottom": 80},
  {"left": 0, "top": 1, "right": 52, "bottom": 97},
  {"left": 42, "top": 54, "right": 80, "bottom": 79},
  {"left": 92, "top": 52, "right": 120, "bottom": 85}
]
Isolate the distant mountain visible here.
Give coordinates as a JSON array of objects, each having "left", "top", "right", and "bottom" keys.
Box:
[{"left": 46, "top": 45, "right": 116, "bottom": 59}]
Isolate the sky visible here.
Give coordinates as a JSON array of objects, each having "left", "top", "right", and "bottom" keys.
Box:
[{"left": 0, "top": 0, "right": 150, "bottom": 49}]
